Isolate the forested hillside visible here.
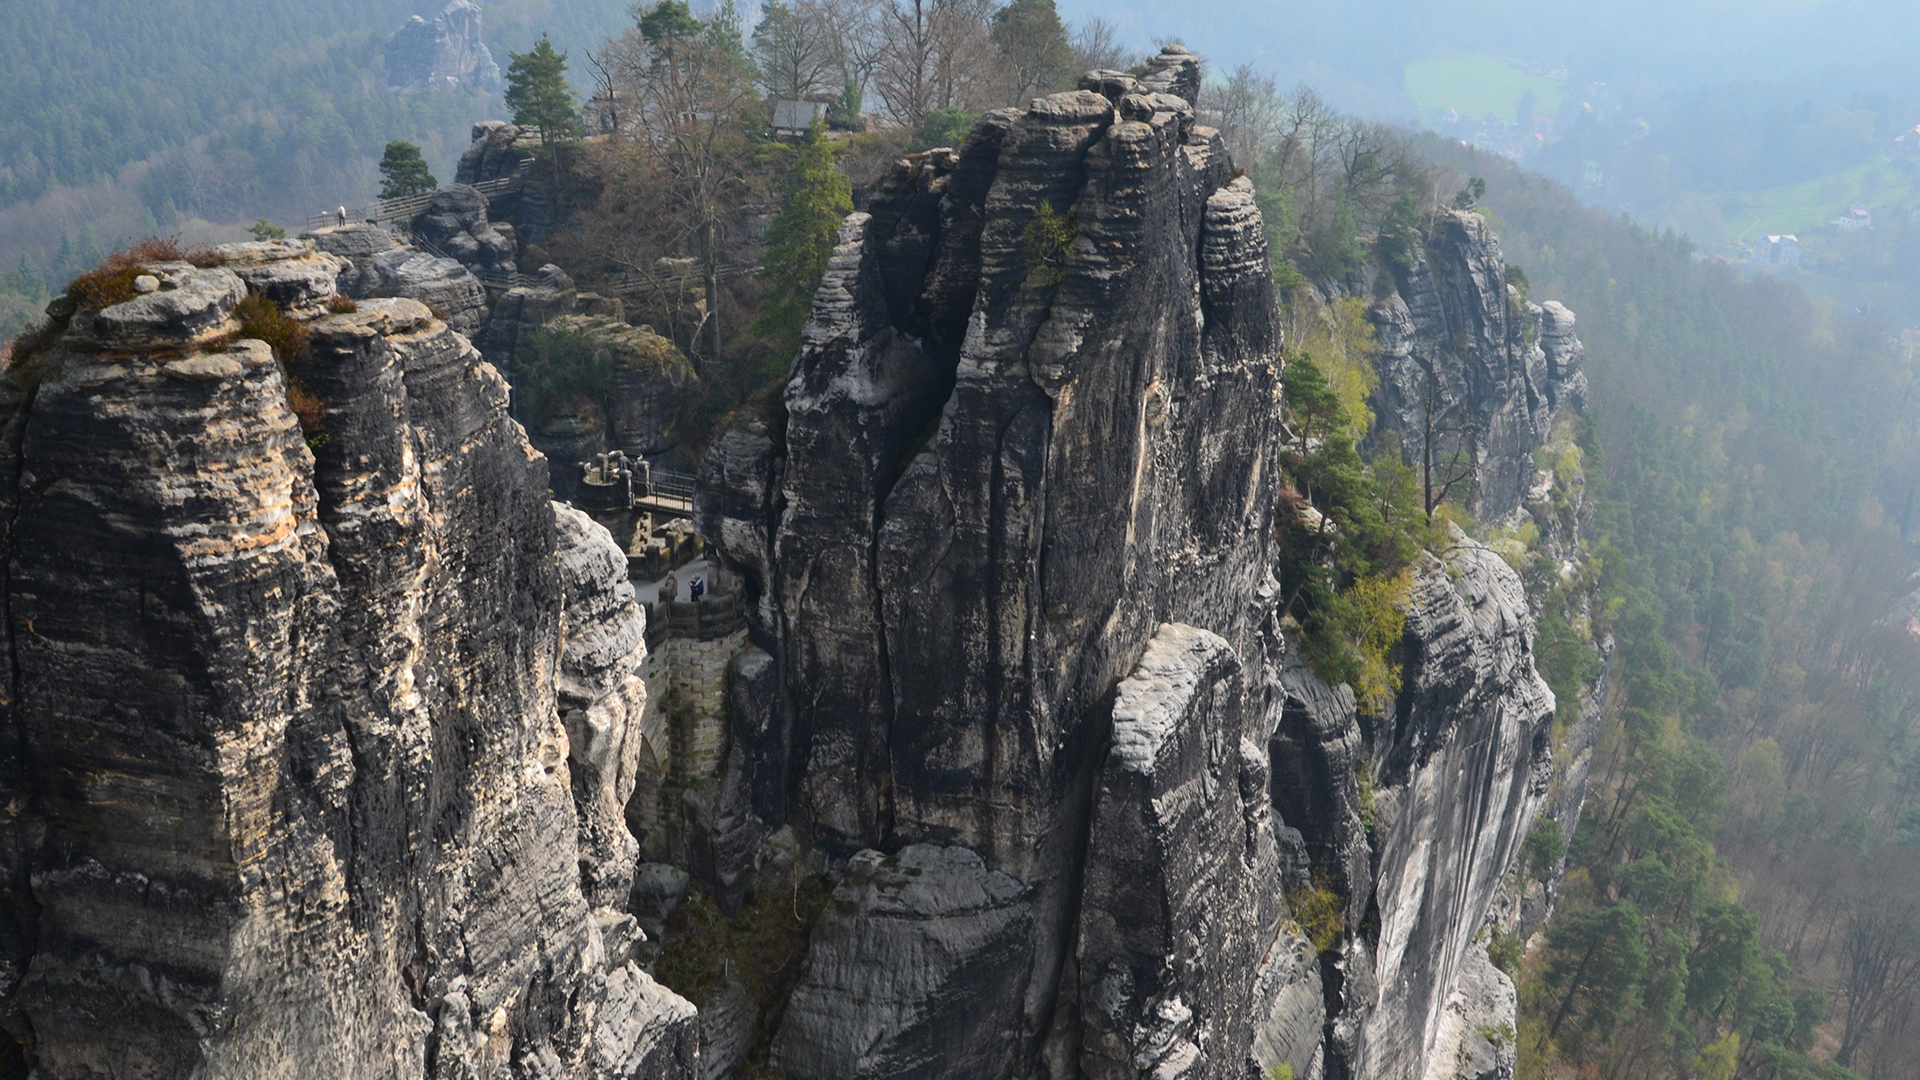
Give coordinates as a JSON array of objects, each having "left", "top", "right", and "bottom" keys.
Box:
[
  {"left": 1411, "top": 137, "right": 1920, "bottom": 1078},
  {"left": 0, "top": 0, "right": 637, "bottom": 333},
  {"left": 0, "top": 0, "right": 630, "bottom": 210}
]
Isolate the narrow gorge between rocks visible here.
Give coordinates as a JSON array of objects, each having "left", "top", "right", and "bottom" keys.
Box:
[{"left": 0, "top": 48, "right": 1603, "bottom": 1080}]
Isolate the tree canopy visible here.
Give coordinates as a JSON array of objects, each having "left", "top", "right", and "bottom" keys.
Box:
[
  {"left": 377, "top": 141, "right": 437, "bottom": 200},
  {"left": 506, "top": 34, "right": 582, "bottom": 146}
]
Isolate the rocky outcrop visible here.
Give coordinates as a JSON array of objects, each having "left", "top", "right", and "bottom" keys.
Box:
[
  {"left": 1367, "top": 210, "right": 1586, "bottom": 523},
  {"left": 368, "top": 248, "right": 491, "bottom": 332},
  {"left": 307, "top": 224, "right": 490, "bottom": 335},
  {"left": 1345, "top": 539, "right": 1554, "bottom": 1080},
  {"left": 773, "top": 845, "right": 1034, "bottom": 1079},
  {"left": 411, "top": 184, "right": 518, "bottom": 281},
  {"left": 546, "top": 314, "right": 697, "bottom": 458},
  {"left": 689, "top": 58, "right": 1573, "bottom": 1080},
  {"left": 0, "top": 242, "right": 694, "bottom": 1077},
  {"left": 458, "top": 123, "right": 553, "bottom": 245},
  {"left": 387, "top": 0, "right": 504, "bottom": 94},
  {"left": 477, "top": 263, "right": 579, "bottom": 372}
]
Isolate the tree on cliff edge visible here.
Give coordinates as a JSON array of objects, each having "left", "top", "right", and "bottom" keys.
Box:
[
  {"left": 505, "top": 33, "right": 581, "bottom": 192},
  {"left": 754, "top": 121, "right": 852, "bottom": 364},
  {"left": 378, "top": 141, "right": 437, "bottom": 200}
]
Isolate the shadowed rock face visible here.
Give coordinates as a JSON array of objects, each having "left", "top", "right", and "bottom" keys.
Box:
[
  {"left": 698, "top": 50, "right": 1567, "bottom": 1080},
  {"left": 1368, "top": 210, "right": 1586, "bottom": 524},
  {"left": 0, "top": 243, "right": 694, "bottom": 1078}
]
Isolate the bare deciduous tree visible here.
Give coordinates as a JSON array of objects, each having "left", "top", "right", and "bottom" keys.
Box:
[
  {"left": 605, "top": 3, "right": 760, "bottom": 367},
  {"left": 1837, "top": 886, "right": 1920, "bottom": 1066},
  {"left": 753, "top": 0, "right": 842, "bottom": 102},
  {"left": 870, "top": 0, "right": 994, "bottom": 128},
  {"left": 1069, "top": 17, "right": 1133, "bottom": 74}
]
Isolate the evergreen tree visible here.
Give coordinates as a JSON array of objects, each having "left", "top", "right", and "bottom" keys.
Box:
[
  {"left": 992, "top": 0, "right": 1074, "bottom": 104},
  {"left": 754, "top": 121, "right": 851, "bottom": 363},
  {"left": 639, "top": 1, "right": 702, "bottom": 53},
  {"left": 505, "top": 33, "right": 581, "bottom": 190},
  {"left": 377, "top": 141, "right": 437, "bottom": 200},
  {"left": 52, "top": 233, "right": 75, "bottom": 278},
  {"left": 837, "top": 80, "right": 864, "bottom": 130},
  {"left": 248, "top": 219, "right": 288, "bottom": 241}
]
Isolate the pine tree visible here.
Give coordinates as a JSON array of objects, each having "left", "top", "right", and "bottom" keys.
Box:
[
  {"left": 753, "top": 121, "right": 852, "bottom": 364},
  {"left": 505, "top": 33, "right": 581, "bottom": 191},
  {"left": 377, "top": 141, "right": 437, "bottom": 200},
  {"left": 992, "top": 0, "right": 1074, "bottom": 104}
]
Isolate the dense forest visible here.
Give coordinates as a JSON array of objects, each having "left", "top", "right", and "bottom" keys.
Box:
[
  {"left": 1413, "top": 138, "right": 1920, "bottom": 1078},
  {"left": 1205, "top": 67, "right": 1920, "bottom": 1075}
]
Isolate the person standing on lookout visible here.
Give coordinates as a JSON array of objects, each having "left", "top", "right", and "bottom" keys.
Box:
[{"left": 336, "top": 205, "right": 347, "bottom": 227}]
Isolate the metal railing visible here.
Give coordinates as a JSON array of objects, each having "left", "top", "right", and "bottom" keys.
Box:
[
  {"left": 304, "top": 169, "right": 526, "bottom": 231},
  {"left": 650, "top": 468, "right": 697, "bottom": 501}
]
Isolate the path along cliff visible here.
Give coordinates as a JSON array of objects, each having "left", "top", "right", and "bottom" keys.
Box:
[{"left": 0, "top": 46, "right": 1596, "bottom": 1080}]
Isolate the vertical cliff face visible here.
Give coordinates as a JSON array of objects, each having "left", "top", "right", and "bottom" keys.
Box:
[
  {"left": 1367, "top": 210, "right": 1586, "bottom": 524},
  {"left": 0, "top": 247, "right": 695, "bottom": 1077},
  {"left": 694, "top": 48, "right": 1573, "bottom": 1080}
]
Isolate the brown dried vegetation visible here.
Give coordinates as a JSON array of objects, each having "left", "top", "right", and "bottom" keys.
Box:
[{"left": 235, "top": 292, "right": 324, "bottom": 440}]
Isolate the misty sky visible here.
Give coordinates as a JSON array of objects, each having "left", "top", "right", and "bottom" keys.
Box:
[{"left": 1060, "top": 0, "right": 1920, "bottom": 117}]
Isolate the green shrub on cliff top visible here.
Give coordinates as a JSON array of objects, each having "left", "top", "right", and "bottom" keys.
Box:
[{"left": 1279, "top": 352, "right": 1428, "bottom": 703}]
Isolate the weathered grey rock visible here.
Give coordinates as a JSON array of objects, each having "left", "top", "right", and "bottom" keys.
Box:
[
  {"left": 366, "top": 246, "right": 489, "bottom": 333},
  {"left": 412, "top": 184, "right": 518, "bottom": 279},
  {"left": 1536, "top": 301, "right": 1586, "bottom": 415},
  {"left": 458, "top": 121, "right": 539, "bottom": 186},
  {"left": 1366, "top": 210, "right": 1586, "bottom": 523},
  {"left": 772, "top": 845, "right": 1034, "bottom": 1080},
  {"left": 695, "top": 980, "right": 758, "bottom": 1080},
  {"left": 387, "top": 0, "right": 503, "bottom": 94},
  {"left": 1078, "top": 624, "right": 1290, "bottom": 1080},
  {"left": 81, "top": 261, "right": 244, "bottom": 349},
  {"left": 630, "top": 862, "right": 692, "bottom": 943},
  {"left": 1417, "top": 944, "right": 1517, "bottom": 1080},
  {"left": 703, "top": 78, "right": 1312, "bottom": 1078},
  {"left": 458, "top": 122, "right": 552, "bottom": 243},
  {"left": 555, "top": 503, "right": 651, "bottom": 911},
  {"left": 477, "top": 274, "right": 577, "bottom": 373},
  {"left": 531, "top": 400, "right": 607, "bottom": 500},
  {"left": 0, "top": 249, "right": 695, "bottom": 1078},
  {"left": 1352, "top": 537, "right": 1554, "bottom": 1080},
  {"left": 216, "top": 239, "right": 347, "bottom": 315},
  {"left": 595, "top": 962, "right": 702, "bottom": 1078},
  {"left": 546, "top": 314, "right": 698, "bottom": 458},
  {"left": 307, "top": 222, "right": 400, "bottom": 297}
]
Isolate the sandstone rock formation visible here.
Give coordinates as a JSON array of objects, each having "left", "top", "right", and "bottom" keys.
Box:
[
  {"left": 458, "top": 123, "right": 554, "bottom": 244},
  {"left": 411, "top": 185, "right": 519, "bottom": 281},
  {"left": 308, "top": 224, "right": 490, "bottom": 335},
  {"left": 690, "top": 49, "right": 1572, "bottom": 1080},
  {"left": 0, "top": 241, "right": 694, "bottom": 1078},
  {"left": 387, "top": 0, "right": 504, "bottom": 94},
  {"left": 1366, "top": 210, "right": 1587, "bottom": 524}
]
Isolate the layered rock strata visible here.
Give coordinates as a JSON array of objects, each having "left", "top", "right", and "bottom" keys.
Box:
[
  {"left": 1367, "top": 210, "right": 1586, "bottom": 523},
  {"left": 693, "top": 51, "right": 1568, "bottom": 1080},
  {"left": 308, "top": 224, "right": 490, "bottom": 335},
  {"left": 0, "top": 242, "right": 694, "bottom": 1077}
]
